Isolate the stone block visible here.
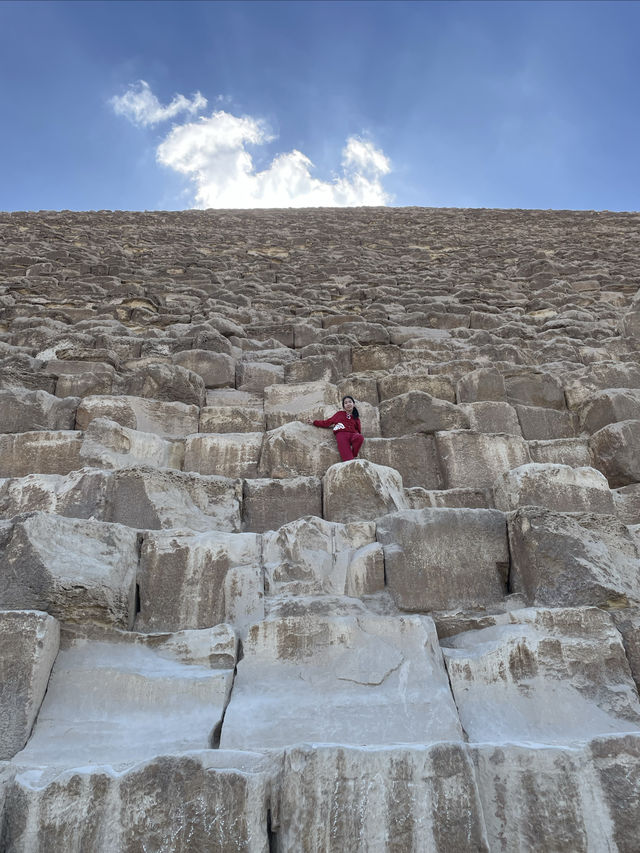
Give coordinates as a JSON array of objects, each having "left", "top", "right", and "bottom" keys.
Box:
[
  {"left": 493, "top": 463, "right": 615, "bottom": 514},
  {"left": 0, "top": 512, "right": 139, "bottom": 627},
  {"left": 323, "top": 459, "right": 408, "bottom": 523},
  {"left": 242, "top": 477, "right": 322, "bottom": 533},
  {"left": 351, "top": 345, "right": 402, "bottom": 372},
  {"left": 13, "top": 624, "right": 236, "bottom": 769},
  {"left": 76, "top": 394, "right": 199, "bottom": 437},
  {"left": 236, "top": 361, "right": 284, "bottom": 391},
  {"left": 613, "top": 484, "right": 640, "bottom": 525},
  {"left": 590, "top": 419, "right": 640, "bottom": 487},
  {"left": 505, "top": 370, "right": 565, "bottom": 409},
  {"left": 580, "top": 389, "right": 640, "bottom": 434},
  {"left": 137, "top": 530, "right": 262, "bottom": 632},
  {"left": 0, "top": 388, "right": 79, "bottom": 433},
  {"left": 264, "top": 380, "right": 339, "bottom": 430},
  {"left": 457, "top": 367, "right": 507, "bottom": 403},
  {"left": 405, "top": 486, "right": 492, "bottom": 510},
  {"left": 285, "top": 354, "right": 339, "bottom": 384},
  {"left": 443, "top": 607, "right": 640, "bottom": 745},
  {"left": 435, "top": 431, "right": 531, "bottom": 489},
  {"left": 183, "top": 432, "right": 264, "bottom": 478},
  {"left": 262, "top": 516, "right": 383, "bottom": 598},
  {"left": 528, "top": 437, "right": 592, "bottom": 467},
  {"left": 360, "top": 434, "right": 443, "bottom": 489},
  {"left": 172, "top": 349, "right": 235, "bottom": 388},
  {"left": 508, "top": 506, "right": 640, "bottom": 607},
  {"left": 0, "top": 431, "right": 83, "bottom": 478},
  {"left": 79, "top": 417, "right": 184, "bottom": 470},
  {"left": 337, "top": 374, "right": 379, "bottom": 405},
  {"left": 377, "top": 373, "right": 456, "bottom": 403},
  {"left": 462, "top": 401, "right": 522, "bottom": 435},
  {"left": 220, "top": 612, "right": 463, "bottom": 749},
  {"left": 123, "top": 362, "right": 206, "bottom": 407},
  {"left": 515, "top": 404, "right": 577, "bottom": 440},
  {"left": 378, "top": 391, "right": 469, "bottom": 436},
  {"left": 376, "top": 507, "right": 508, "bottom": 612},
  {"left": 0, "top": 610, "right": 59, "bottom": 760},
  {"left": 260, "top": 421, "right": 339, "bottom": 478},
  {"left": 199, "top": 404, "right": 265, "bottom": 433}
]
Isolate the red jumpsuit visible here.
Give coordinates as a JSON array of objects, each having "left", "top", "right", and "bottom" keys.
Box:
[{"left": 313, "top": 411, "right": 364, "bottom": 461}]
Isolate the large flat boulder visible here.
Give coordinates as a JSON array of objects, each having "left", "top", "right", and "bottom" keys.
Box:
[
  {"left": 435, "top": 431, "right": 531, "bottom": 489},
  {"left": 184, "top": 432, "right": 264, "bottom": 478},
  {"left": 378, "top": 390, "right": 469, "bottom": 436},
  {"left": 323, "top": 459, "right": 408, "bottom": 522},
  {"left": 493, "top": 463, "right": 615, "bottom": 514},
  {"left": 242, "top": 477, "right": 322, "bottom": 533},
  {"left": 76, "top": 394, "right": 199, "bottom": 436},
  {"left": 508, "top": 507, "right": 640, "bottom": 607},
  {"left": 360, "top": 434, "right": 443, "bottom": 488},
  {"left": 0, "top": 513, "right": 139, "bottom": 628},
  {"left": 0, "top": 388, "right": 79, "bottom": 433},
  {"left": 137, "top": 530, "right": 262, "bottom": 632},
  {"left": 79, "top": 417, "right": 184, "bottom": 470},
  {"left": 0, "top": 431, "right": 83, "bottom": 478},
  {"left": 376, "top": 507, "right": 508, "bottom": 612},
  {"left": 259, "top": 421, "right": 339, "bottom": 478},
  {"left": 264, "top": 380, "right": 339, "bottom": 430},
  {"left": 0, "top": 610, "right": 59, "bottom": 760},
  {"left": 220, "top": 612, "right": 463, "bottom": 749},
  {"left": 590, "top": 419, "right": 640, "bottom": 487}
]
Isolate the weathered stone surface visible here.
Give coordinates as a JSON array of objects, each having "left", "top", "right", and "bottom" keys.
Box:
[
  {"left": 242, "top": 477, "right": 321, "bottom": 533},
  {"left": 378, "top": 372, "right": 456, "bottom": 403},
  {"left": 613, "top": 483, "right": 640, "bottom": 525},
  {"left": 462, "top": 401, "right": 522, "bottom": 436},
  {"left": 590, "top": 419, "right": 640, "bottom": 487},
  {"left": 172, "top": 348, "right": 235, "bottom": 388},
  {"left": 323, "top": 459, "right": 408, "bottom": 522},
  {"left": 259, "top": 420, "right": 339, "bottom": 478},
  {"left": 79, "top": 417, "right": 184, "bottom": 470},
  {"left": 528, "top": 436, "right": 592, "bottom": 467},
  {"left": 0, "top": 430, "right": 83, "bottom": 478},
  {"left": 76, "top": 394, "right": 199, "bottom": 436},
  {"left": 262, "top": 516, "right": 383, "bottom": 598},
  {"left": 220, "top": 612, "right": 463, "bottom": 749},
  {"left": 443, "top": 607, "right": 640, "bottom": 745},
  {"left": 515, "top": 404, "right": 577, "bottom": 440},
  {"left": 184, "top": 432, "right": 264, "bottom": 478},
  {"left": 0, "top": 389, "right": 78, "bottom": 433},
  {"left": 377, "top": 507, "right": 508, "bottom": 612},
  {"left": 236, "top": 360, "right": 285, "bottom": 391},
  {"left": 379, "top": 390, "right": 469, "bottom": 436},
  {"left": 436, "top": 430, "right": 531, "bottom": 489},
  {"left": 508, "top": 507, "right": 640, "bottom": 607},
  {"left": 0, "top": 513, "right": 139, "bottom": 627},
  {"left": 199, "top": 404, "right": 265, "bottom": 433},
  {"left": 124, "top": 362, "right": 206, "bottom": 407},
  {"left": 360, "top": 434, "right": 443, "bottom": 488},
  {"left": 405, "top": 486, "right": 492, "bottom": 510},
  {"left": 505, "top": 370, "right": 565, "bottom": 409},
  {"left": 278, "top": 744, "right": 489, "bottom": 853},
  {"left": 2, "top": 751, "right": 276, "bottom": 853},
  {"left": 263, "top": 380, "right": 338, "bottom": 430},
  {"left": 13, "top": 624, "right": 236, "bottom": 769},
  {"left": 580, "top": 388, "right": 640, "bottom": 434},
  {"left": 457, "top": 366, "right": 506, "bottom": 403},
  {"left": 493, "top": 463, "right": 615, "bottom": 514},
  {"left": 0, "top": 611, "right": 59, "bottom": 760}
]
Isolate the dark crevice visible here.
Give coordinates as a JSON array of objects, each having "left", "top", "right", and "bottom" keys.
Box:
[
  {"left": 134, "top": 583, "right": 141, "bottom": 616},
  {"left": 504, "top": 513, "right": 514, "bottom": 595},
  {"left": 210, "top": 719, "right": 223, "bottom": 749},
  {"left": 267, "top": 808, "right": 278, "bottom": 853}
]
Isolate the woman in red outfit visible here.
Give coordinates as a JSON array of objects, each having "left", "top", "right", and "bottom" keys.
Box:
[{"left": 310, "top": 395, "right": 364, "bottom": 461}]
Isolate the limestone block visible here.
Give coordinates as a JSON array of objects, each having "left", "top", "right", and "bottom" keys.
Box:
[
  {"left": 0, "top": 431, "right": 83, "bottom": 478},
  {"left": 183, "top": 432, "right": 264, "bottom": 478},
  {"left": 105, "top": 468, "right": 243, "bottom": 532},
  {"left": 206, "top": 387, "right": 263, "bottom": 409},
  {"left": 378, "top": 391, "right": 469, "bottom": 436},
  {"left": 76, "top": 394, "right": 199, "bottom": 437},
  {"left": 236, "top": 361, "right": 284, "bottom": 391},
  {"left": 259, "top": 421, "right": 339, "bottom": 478},
  {"left": 494, "top": 463, "right": 615, "bottom": 514},
  {"left": 376, "top": 507, "right": 508, "bottom": 612},
  {"left": 278, "top": 744, "right": 488, "bottom": 853},
  {"left": 354, "top": 400, "right": 381, "bottom": 437},
  {"left": 2, "top": 751, "right": 276, "bottom": 853},
  {"left": 220, "top": 612, "right": 463, "bottom": 749},
  {"left": 264, "top": 380, "right": 339, "bottom": 430},
  {"left": 123, "top": 362, "right": 206, "bottom": 407},
  {"left": 590, "top": 419, "right": 640, "bottom": 487},
  {"left": 462, "top": 401, "right": 522, "bottom": 436},
  {"left": 436, "top": 430, "right": 531, "bottom": 489},
  {"left": 55, "top": 369, "right": 113, "bottom": 398},
  {"left": 580, "top": 388, "right": 640, "bottom": 434},
  {"left": 472, "top": 743, "right": 617, "bottom": 852},
  {"left": 0, "top": 469, "right": 108, "bottom": 521},
  {"left": 0, "top": 513, "right": 139, "bottom": 628},
  {"left": 13, "top": 624, "right": 236, "bottom": 770},
  {"left": 611, "top": 610, "right": 640, "bottom": 692},
  {"left": 351, "top": 344, "right": 402, "bottom": 372},
  {"left": 360, "top": 434, "right": 443, "bottom": 489},
  {"left": 528, "top": 437, "right": 592, "bottom": 467},
  {"left": 505, "top": 370, "right": 566, "bottom": 409},
  {"left": 172, "top": 348, "right": 235, "bottom": 388},
  {"left": 337, "top": 373, "right": 380, "bottom": 405},
  {"left": 443, "top": 607, "right": 640, "bottom": 745},
  {"left": 285, "top": 354, "right": 339, "bottom": 384},
  {"left": 242, "top": 477, "right": 322, "bottom": 533},
  {"left": 457, "top": 366, "right": 507, "bottom": 403},
  {"left": 613, "top": 484, "right": 640, "bottom": 525},
  {"left": 0, "top": 388, "right": 79, "bottom": 433},
  {"left": 377, "top": 373, "right": 456, "bottom": 403},
  {"left": 79, "top": 417, "right": 184, "bottom": 470},
  {"left": 0, "top": 610, "right": 59, "bottom": 760},
  {"left": 515, "top": 404, "right": 577, "bottom": 440},
  {"left": 262, "top": 516, "right": 383, "bottom": 598},
  {"left": 405, "top": 486, "right": 492, "bottom": 510},
  {"left": 508, "top": 507, "right": 640, "bottom": 607},
  {"left": 323, "top": 459, "right": 408, "bottom": 523},
  {"left": 137, "top": 530, "right": 262, "bottom": 632},
  {"left": 199, "top": 404, "right": 265, "bottom": 433}
]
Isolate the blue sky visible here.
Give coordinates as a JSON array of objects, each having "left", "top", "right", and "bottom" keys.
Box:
[{"left": 1, "top": 0, "right": 638, "bottom": 211}]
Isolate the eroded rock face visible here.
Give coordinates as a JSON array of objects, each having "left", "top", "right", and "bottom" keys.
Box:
[{"left": 3, "top": 207, "right": 640, "bottom": 850}]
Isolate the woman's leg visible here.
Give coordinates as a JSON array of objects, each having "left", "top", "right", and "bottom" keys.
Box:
[
  {"left": 351, "top": 433, "right": 364, "bottom": 457},
  {"left": 335, "top": 430, "right": 355, "bottom": 461}
]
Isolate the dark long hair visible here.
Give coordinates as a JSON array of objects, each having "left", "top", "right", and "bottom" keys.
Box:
[{"left": 342, "top": 395, "right": 360, "bottom": 419}]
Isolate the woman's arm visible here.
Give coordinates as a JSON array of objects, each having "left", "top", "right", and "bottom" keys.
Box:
[{"left": 313, "top": 413, "right": 339, "bottom": 428}]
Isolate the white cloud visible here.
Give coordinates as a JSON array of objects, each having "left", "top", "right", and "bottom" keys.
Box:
[
  {"left": 110, "top": 80, "right": 207, "bottom": 127},
  {"left": 112, "top": 82, "right": 392, "bottom": 207}
]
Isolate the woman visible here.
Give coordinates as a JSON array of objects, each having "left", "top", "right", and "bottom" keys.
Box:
[{"left": 310, "top": 395, "right": 364, "bottom": 461}]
